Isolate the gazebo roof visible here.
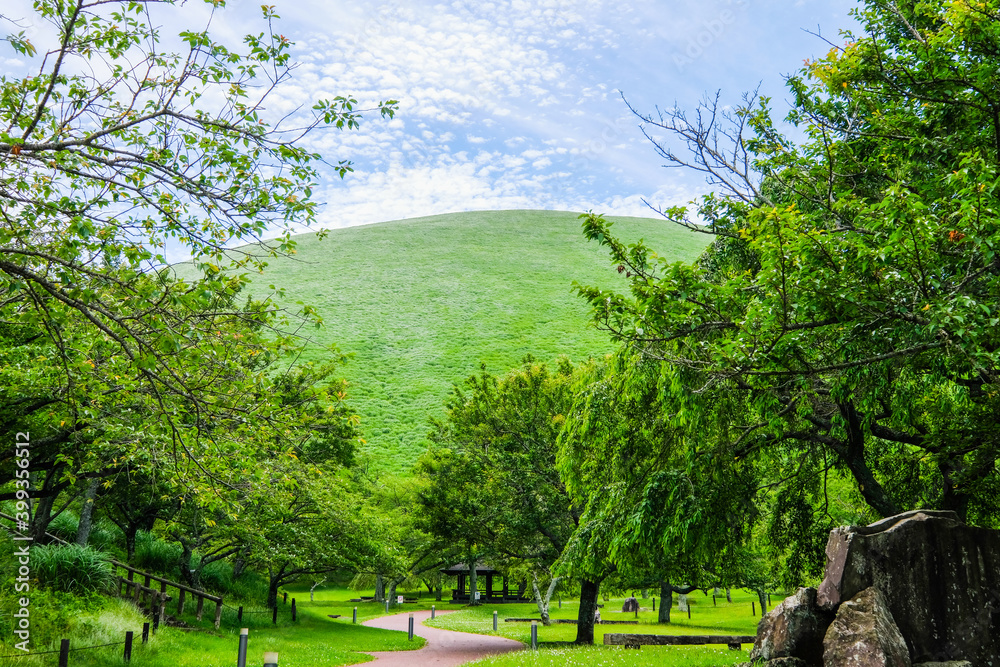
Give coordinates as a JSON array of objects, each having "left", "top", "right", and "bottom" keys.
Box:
[{"left": 440, "top": 561, "right": 500, "bottom": 575}]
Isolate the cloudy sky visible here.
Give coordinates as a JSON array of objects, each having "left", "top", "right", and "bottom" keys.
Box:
[{"left": 3, "top": 0, "right": 859, "bottom": 230}]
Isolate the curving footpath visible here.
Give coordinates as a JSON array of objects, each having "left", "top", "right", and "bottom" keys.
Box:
[{"left": 362, "top": 609, "right": 523, "bottom": 666}]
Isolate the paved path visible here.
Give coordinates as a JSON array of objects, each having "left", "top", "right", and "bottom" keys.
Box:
[{"left": 362, "top": 610, "right": 523, "bottom": 666}]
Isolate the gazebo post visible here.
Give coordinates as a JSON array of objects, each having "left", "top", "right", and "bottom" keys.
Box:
[
  {"left": 502, "top": 576, "right": 509, "bottom": 602},
  {"left": 486, "top": 573, "right": 493, "bottom": 602},
  {"left": 458, "top": 573, "right": 465, "bottom": 601}
]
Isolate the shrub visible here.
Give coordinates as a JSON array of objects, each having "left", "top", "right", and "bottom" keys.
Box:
[
  {"left": 133, "top": 531, "right": 181, "bottom": 575},
  {"left": 31, "top": 544, "right": 114, "bottom": 594},
  {"left": 46, "top": 511, "right": 79, "bottom": 542}
]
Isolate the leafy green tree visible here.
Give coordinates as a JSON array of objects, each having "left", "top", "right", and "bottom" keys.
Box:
[
  {"left": 575, "top": 0, "right": 1000, "bottom": 564},
  {"left": 0, "top": 0, "right": 395, "bottom": 506},
  {"left": 558, "top": 356, "right": 758, "bottom": 623},
  {"left": 417, "top": 358, "right": 587, "bottom": 628}
]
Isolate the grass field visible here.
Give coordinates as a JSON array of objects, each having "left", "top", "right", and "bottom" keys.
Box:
[
  {"left": 199, "top": 210, "right": 708, "bottom": 472},
  {"left": 1, "top": 584, "right": 776, "bottom": 666},
  {"left": 427, "top": 587, "right": 772, "bottom": 666}
]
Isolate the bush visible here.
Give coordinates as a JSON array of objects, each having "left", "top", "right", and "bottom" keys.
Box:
[
  {"left": 46, "top": 511, "right": 79, "bottom": 542},
  {"left": 31, "top": 544, "right": 114, "bottom": 594},
  {"left": 133, "top": 531, "right": 181, "bottom": 575},
  {"left": 199, "top": 559, "right": 233, "bottom": 593}
]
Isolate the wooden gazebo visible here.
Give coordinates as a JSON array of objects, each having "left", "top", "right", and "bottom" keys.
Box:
[{"left": 441, "top": 562, "right": 530, "bottom": 603}]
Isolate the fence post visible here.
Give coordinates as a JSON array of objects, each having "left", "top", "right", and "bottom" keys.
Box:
[
  {"left": 283, "top": 592, "right": 288, "bottom": 605},
  {"left": 124, "top": 631, "right": 133, "bottom": 662},
  {"left": 142, "top": 622, "right": 150, "bottom": 644},
  {"left": 353, "top": 607, "right": 357, "bottom": 624},
  {"left": 752, "top": 601, "right": 756, "bottom": 616},
  {"left": 58, "top": 639, "right": 69, "bottom": 667},
  {"left": 272, "top": 605, "right": 278, "bottom": 625},
  {"left": 237, "top": 628, "right": 249, "bottom": 667},
  {"left": 653, "top": 597, "right": 656, "bottom": 611},
  {"left": 263, "top": 651, "right": 279, "bottom": 667},
  {"left": 408, "top": 613, "right": 414, "bottom": 640},
  {"left": 291, "top": 598, "right": 297, "bottom": 622},
  {"left": 214, "top": 600, "right": 224, "bottom": 629},
  {"left": 153, "top": 596, "right": 161, "bottom": 633},
  {"left": 238, "top": 606, "right": 244, "bottom": 622},
  {"left": 530, "top": 621, "right": 538, "bottom": 650}
]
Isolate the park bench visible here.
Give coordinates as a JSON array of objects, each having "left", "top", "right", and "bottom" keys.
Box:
[{"left": 604, "top": 633, "right": 756, "bottom": 650}]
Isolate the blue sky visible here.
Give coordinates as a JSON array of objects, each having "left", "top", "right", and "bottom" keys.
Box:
[{"left": 3, "top": 0, "right": 859, "bottom": 230}]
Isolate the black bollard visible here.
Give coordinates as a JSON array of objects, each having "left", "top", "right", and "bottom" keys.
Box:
[
  {"left": 237, "top": 628, "right": 249, "bottom": 667},
  {"left": 408, "top": 613, "right": 414, "bottom": 640}
]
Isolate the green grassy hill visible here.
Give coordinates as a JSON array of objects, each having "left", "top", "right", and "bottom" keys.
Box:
[{"left": 232, "top": 210, "right": 709, "bottom": 472}]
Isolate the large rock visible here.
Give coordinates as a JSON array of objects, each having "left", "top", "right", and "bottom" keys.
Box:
[
  {"left": 823, "top": 587, "right": 910, "bottom": 666},
  {"left": 621, "top": 596, "right": 638, "bottom": 613},
  {"left": 816, "top": 509, "right": 1000, "bottom": 664},
  {"left": 751, "top": 587, "right": 831, "bottom": 664}
]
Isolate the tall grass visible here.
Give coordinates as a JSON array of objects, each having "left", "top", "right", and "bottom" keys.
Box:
[
  {"left": 133, "top": 531, "right": 181, "bottom": 576},
  {"left": 31, "top": 544, "right": 114, "bottom": 594}
]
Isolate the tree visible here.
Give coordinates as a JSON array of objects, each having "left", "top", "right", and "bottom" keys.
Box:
[
  {"left": 417, "top": 358, "right": 585, "bottom": 626},
  {"left": 558, "top": 356, "right": 758, "bottom": 624},
  {"left": 0, "top": 0, "right": 395, "bottom": 505},
  {"left": 573, "top": 0, "right": 1000, "bottom": 568}
]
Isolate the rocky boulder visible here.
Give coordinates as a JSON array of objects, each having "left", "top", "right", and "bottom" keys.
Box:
[
  {"left": 751, "top": 587, "right": 831, "bottom": 664},
  {"left": 816, "top": 509, "right": 1000, "bottom": 664},
  {"left": 823, "top": 587, "right": 910, "bottom": 666}
]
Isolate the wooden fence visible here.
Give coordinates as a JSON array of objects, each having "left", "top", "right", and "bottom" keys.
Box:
[{"left": 111, "top": 561, "right": 224, "bottom": 629}]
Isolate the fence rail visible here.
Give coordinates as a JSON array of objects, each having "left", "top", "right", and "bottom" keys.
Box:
[{"left": 0, "top": 511, "right": 225, "bottom": 628}]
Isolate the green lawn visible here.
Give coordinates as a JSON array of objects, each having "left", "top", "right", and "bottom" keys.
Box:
[
  {"left": 5, "top": 586, "right": 428, "bottom": 667},
  {"left": 178, "top": 210, "right": 708, "bottom": 473},
  {"left": 3, "top": 586, "right": 775, "bottom": 666},
  {"left": 426, "top": 589, "right": 774, "bottom": 667}
]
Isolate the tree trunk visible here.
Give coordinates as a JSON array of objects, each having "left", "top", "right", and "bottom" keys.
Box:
[
  {"left": 757, "top": 588, "right": 768, "bottom": 614},
  {"left": 266, "top": 567, "right": 284, "bottom": 608},
  {"left": 124, "top": 525, "right": 139, "bottom": 561},
  {"left": 640, "top": 588, "right": 648, "bottom": 599},
  {"left": 374, "top": 574, "right": 385, "bottom": 603},
  {"left": 75, "top": 478, "right": 100, "bottom": 546},
  {"left": 435, "top": 579, "right": 443, "bottom": 602},
  {"left": 310, "top": 577, "right": 326, "bottom": 602},
  {"left": 30, "top": 469, "right": 61, "bottom": 543},
  {"left": 658, "top": 580, "right": 672, "bottom": 624},
  {"left": 726, "top": 587, "right": 732, "bottom": 603},
  {"left": 232, "top": 555, "right": 247, "bottom": 580},
  {"left": 179, "top": 541, "right": 199, "bottom": 589},
  {"left": 386, "top": 580, "right": 398, "bottom": 608},
  {"left": 531, "top": 575, "right": 561, "bottom": 625},
  {"left": 574, "top": 579, "right": 600, "bottom": 644}
]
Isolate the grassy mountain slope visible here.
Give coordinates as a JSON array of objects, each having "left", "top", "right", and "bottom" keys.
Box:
[{"left": 238, "top": 210, "right": 709, "bottom": 472}]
